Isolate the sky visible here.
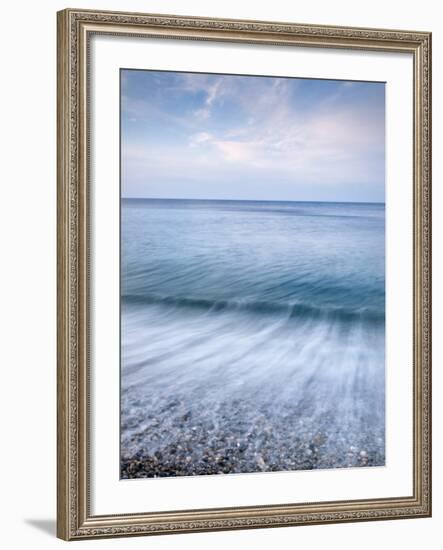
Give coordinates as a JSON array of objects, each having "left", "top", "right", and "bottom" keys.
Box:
[{"left": 121, "top": 69, "right": 385, "bottom": 203}]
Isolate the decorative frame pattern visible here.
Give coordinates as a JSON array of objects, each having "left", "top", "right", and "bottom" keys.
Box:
[{"left": 57, "top": 8, "right": 431, "bottom": 540}]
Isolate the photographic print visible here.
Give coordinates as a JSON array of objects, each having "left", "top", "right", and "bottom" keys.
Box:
[
  {"left": 120, "top": 69, "right": 386, "bottom": 479},
  {"left": 58, "top": 10, "right": 431, "bottom": 539}
]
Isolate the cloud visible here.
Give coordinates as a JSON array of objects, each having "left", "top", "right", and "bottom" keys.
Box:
[
  {"left": 205, "top": 79, "right": 223, "bottom": 106},
  {"left": 194, "top": 108, "right": 210, "bottom": 120},
  {"left": 121, "top": 71, "right": 385, "bottom": 201},
  {"left": 189, "top": 132, "right": 213, "bottom": 146},
  {"left": 212, "top": 140, "right": 258, "bottom": 163}
]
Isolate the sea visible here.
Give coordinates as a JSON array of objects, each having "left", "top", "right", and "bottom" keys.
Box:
[{"left": 120, "top": 198, "right": 385, "bottom": 478}]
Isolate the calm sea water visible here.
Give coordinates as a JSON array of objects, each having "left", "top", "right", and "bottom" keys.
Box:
[{"left": 121, "top": 199, "right": 385, "bottom": 477}]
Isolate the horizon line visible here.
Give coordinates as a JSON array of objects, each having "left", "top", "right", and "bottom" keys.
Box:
[{"left": 121, "top": 196, "right": 386, "bottom": 205}]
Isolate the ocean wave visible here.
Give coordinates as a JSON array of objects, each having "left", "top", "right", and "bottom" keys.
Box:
[{"left": 122, "top": 292, "right": 384, "bottom": 323}]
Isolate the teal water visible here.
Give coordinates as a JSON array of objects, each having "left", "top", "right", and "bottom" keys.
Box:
[{"left": 120, "top": 199, "right": 385, "bottom": 477}]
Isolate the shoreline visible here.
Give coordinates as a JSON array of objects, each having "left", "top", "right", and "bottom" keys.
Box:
[
  {"left": 121, "top": 400, "right": 385, "bottom": 479},
  {"left": 121, "top": 441, "right": 384, "bottom": 479}
]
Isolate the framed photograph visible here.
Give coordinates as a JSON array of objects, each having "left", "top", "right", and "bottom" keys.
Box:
[{"left": 57, "top": 8, "right": 432, "bottom": 540}]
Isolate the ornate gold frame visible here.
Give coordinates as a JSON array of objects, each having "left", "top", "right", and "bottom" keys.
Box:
[{"left": 57, "top": 8, "right": 432, "bottom": 540}]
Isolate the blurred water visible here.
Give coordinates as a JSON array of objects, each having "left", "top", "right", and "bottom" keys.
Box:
[{"left": 121, "top": 199, "right": 385, "bottom": 477}]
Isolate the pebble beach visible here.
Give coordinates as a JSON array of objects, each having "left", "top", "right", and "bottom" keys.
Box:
[{"left": 121, "top": 393, "right": 385, "bottom": 479}]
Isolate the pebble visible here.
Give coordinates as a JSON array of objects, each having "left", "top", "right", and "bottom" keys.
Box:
[{"left": 120, "top": 401, "right": 385, "bottom": 478}]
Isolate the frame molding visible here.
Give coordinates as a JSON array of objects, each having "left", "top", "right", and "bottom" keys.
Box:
[{"left": 57, "top": 8, "right": 431, "bottom": 540}]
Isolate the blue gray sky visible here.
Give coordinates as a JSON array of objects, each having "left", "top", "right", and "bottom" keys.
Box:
[{"left": 121, "top": 70, "right": 385, "bottom": 202}]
